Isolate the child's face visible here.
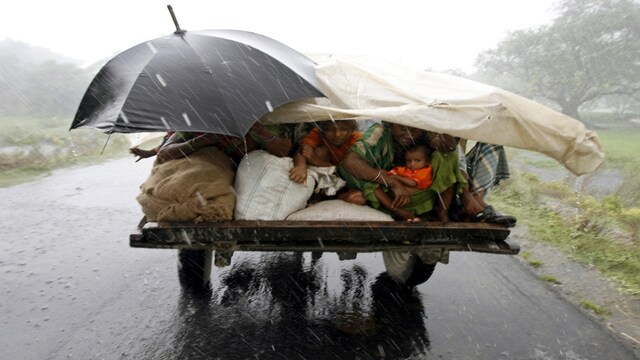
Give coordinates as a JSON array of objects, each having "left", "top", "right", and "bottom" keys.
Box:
[
  {"left": 322, "top": 122, "right": 354, "bottom": 147},
  {"left": 405, "top": 149, "right": 429, "bottom": 170}
]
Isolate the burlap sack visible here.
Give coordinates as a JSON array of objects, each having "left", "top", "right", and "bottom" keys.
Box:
[{"left": 137, "top": 147, "right": 236, "bottom": 223}]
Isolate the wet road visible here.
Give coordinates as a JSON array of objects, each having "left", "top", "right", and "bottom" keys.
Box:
[{"left": 1, "top": 157, "right": 638, "bottom": 360}]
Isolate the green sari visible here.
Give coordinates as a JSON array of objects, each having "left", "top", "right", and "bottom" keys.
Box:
[{"left": 337, "top": 123, "right": 465, "bottom": 216}]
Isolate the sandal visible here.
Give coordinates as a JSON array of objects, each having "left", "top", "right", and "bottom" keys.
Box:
[{"left": 472, "top": 205, "right": 517, "bottom": 227}]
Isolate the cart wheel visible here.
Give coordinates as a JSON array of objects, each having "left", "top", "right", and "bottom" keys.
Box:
[
  {"left": 383, "top": 251, "right": 436, "bottom": 287},
  {"left": 177, "top": 249, "right": 212, "bottom": 291}
]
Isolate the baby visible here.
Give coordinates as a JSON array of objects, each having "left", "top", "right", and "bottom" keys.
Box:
[{"left": 375, "top": 144, "right": 433, "bottom": 221}]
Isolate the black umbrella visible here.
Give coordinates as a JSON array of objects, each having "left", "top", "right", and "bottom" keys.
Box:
[{"left": 71, "top": 17, "right": 324, "bottom": 137}]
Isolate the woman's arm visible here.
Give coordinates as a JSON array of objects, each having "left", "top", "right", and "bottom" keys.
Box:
[
  {"left": 341, "top": 152, "right": 411, "bottom": 209},
  {"left": 427, "top": 133, "right": 458, "bottom": 153}
]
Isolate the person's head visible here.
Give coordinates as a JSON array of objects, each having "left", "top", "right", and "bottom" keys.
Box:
[
  {"left": 318, "top": 120, "right": 357, "bottom": 147},
  {"left": 405, "top": 144, "right": 431, "bottom": 170},
  {"left": 388, "top": 123, "right": 424, "bottom": 147}
]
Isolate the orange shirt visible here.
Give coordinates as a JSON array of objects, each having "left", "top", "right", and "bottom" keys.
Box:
[
  {"left": 302, "top": 128, "right": 362, "bottom": 165},
  {"left": 388, "top": 165, "right": 433, "bottom": 190}
]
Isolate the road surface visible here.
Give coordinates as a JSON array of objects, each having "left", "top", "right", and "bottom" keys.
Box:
[{"left": 1, "top": 157, "right": 637, "bottom": 359}]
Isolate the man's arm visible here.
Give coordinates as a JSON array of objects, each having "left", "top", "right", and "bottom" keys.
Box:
[{"left": 156, "top": 133, "right": 220, "bottom": 163}]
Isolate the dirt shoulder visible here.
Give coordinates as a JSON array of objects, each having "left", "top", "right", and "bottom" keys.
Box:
[{"left": 509, "top": 225, "right": 640, "bottom": 351}]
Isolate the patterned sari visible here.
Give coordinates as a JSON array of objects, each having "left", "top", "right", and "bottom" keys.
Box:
[{"left": 337, "top": 123, "right": 465, "bottom": 216}]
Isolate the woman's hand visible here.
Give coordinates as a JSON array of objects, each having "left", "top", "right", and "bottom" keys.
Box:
[
  {"left": 428, "top": 133, "right": 458, "bottom": 152},
  {"left": 387, "top": 177, "right": 411, "bottom": 209}
]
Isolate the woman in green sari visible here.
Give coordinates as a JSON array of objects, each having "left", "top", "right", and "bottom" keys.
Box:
[{"left": 338, "top": 122, "right": 464, "bottom": 222}]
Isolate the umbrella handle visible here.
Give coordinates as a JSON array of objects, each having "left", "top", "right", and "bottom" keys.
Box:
[{"left": 167, "top": 5, "right": 185, "bottom": 34}]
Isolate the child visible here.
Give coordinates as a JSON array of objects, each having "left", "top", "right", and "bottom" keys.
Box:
[
  {"left": 289, "top": 120, "right": 362, "bottom": 185},
  {"left": 375, "top": 144, "right": 433, "bottom": 222}
]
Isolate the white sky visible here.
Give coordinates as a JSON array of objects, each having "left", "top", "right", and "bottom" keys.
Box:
[{"left": 1, "top": 0, "right": 556, "bottom": 72}]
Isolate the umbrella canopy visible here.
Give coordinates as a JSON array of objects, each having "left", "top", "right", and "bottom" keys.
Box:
[
  {"left": 70, "top": 29, "right": 324, "bottom": 137},
  {"left": 262, "top": 55, "right": 604, "bottom": 176}
]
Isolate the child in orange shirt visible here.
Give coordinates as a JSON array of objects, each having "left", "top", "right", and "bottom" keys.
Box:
[
  {"left": 289, "top": 120, "right": 362, "bottom": 185},
  {"left": 375, "top": 144, "right": 433, "bottom": 221}
]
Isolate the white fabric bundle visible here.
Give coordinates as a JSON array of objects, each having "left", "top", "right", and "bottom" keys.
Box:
[{"left": 234, "top": 151, "right": 346, "bottom": 220}]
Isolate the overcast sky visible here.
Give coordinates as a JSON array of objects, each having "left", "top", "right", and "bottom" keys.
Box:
[{"left": 2, "top": 0, "right": 557, "bottom": 71}]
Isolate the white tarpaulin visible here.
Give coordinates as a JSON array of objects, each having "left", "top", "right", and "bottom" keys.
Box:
[{"left": 263, "top": 55, "right": 604, "bottom": 176}]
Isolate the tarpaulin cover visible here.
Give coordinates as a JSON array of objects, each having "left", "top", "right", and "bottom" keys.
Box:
[{"left": 262, "top": 55, "right": 604, "bottom": 176}]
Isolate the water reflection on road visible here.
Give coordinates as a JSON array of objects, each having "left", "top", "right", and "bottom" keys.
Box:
[{"left": 138, "top": 252, "right": 429, "bottom": 359}]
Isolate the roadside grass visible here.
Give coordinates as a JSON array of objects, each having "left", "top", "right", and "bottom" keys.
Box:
[
  {"left": 0, "top": 116, "right": 129, "bottom": 187},
  {"left": 490, "top": 129, "right": 640, "bottom": 296},
  {"left": 540, "top": 274, "right": 562, "bottom": 285},
  {"left": 527, "top": 259, "right": 543, "bottom": 269},
  {"left": 580, "top": 300, "right": 609, "bottom": 316}
]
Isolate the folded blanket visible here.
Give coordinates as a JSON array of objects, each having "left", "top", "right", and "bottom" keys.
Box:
[{"left": 137, "top": 147, "right": 236, "bottom": 223}]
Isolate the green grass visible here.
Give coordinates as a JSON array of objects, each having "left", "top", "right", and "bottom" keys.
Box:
[
  {"left": 0, "top": 116, "right": 129, "bottom": 187},
  {"left": 490, "top": 129, "right": 640, "bottom": 295},
  {"left": 528, "top": 259, "right": 543, "bottom": 268},
  {"left": 491, "top": 176, "right": 640, "bottom": 295},
  {"left": 540, "top": 274, "right": 562, "bottom": 285},
  {"left": 580, "top": 300, "right": 608, "bottom": 316},
  {"left": 596, "top": 130, "right": 640, "bottom": 168}
]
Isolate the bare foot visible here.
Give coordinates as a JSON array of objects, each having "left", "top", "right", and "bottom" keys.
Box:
[{"left": 393, "top": 208, "right": 419, "bottom": 222}]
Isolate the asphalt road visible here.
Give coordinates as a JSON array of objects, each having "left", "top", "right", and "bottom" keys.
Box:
[{"left": 1, "top": 157, "right": 638, "bottom": 360}]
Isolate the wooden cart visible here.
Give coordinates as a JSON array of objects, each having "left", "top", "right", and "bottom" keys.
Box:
[{"left": 130, "top": 220, "right": 519, "bottom": 290}]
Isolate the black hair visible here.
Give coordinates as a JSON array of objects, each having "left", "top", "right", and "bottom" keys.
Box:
[{"left": 317, "top": 119, "right": 357, "bottom": 132}]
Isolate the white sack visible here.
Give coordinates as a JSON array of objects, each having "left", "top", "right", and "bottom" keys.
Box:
[
  {"left": 286, "top": 200, "right": 393, "bottom": 222},
  {"left": 234, "top": 151, "right": 345, "bottom": 220}
]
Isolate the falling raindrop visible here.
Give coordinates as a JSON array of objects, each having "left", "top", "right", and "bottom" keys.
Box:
[
  {"left": 182, "top": 113, "right": 192, "bottom": 126},
  {"left": 155, "top": 73, "right": 167, "bottom": 87},
  {"left": 160, "top": 117, "right": 170, "bottom": 129},
  {"left": 146, "top": 42, "right": 158, "bottom": 54},
  {"left": 180, "top": 229, "right": 192, "bottom": 246},
  {"left": 120, "top": 112, "right": 130, "bottom": 124},
  {"left": 265, "top": 100, "right": 273, "bottom": 112},
  {"left": 68, "top": 136, "right": 78, "bottom": 157},
  {"left": 195, "top": 191, "right": 207, "bottom": 206}
]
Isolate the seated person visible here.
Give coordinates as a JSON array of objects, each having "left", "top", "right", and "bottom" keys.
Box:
[
  {"left": 156, "top": 122, "right": 293, "bottom": 166},
  {"left": 338, "top": 122, "right": 464, "bottom": 222},
  {"left": 387, "top": 144, "right": 433, "bottom": 190},
  {"left": 289, "top": 119, "right": 362, "bottom": 185},
  {"left": 376, "top": 143, "right": 433, "bottom": 221},
  {"left": 455, "top": 139, "right": 516, "bottom": 227},
  {"left": 129, "top": 131, "right": 174, "bottom": 162}
]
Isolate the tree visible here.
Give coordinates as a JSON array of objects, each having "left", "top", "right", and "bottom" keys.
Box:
[
  {"left": 475, "top": 0, "right": 640, "bottom": 120},
  {"left": 0, "top": 39, "right": 91, "bottom": 118}
]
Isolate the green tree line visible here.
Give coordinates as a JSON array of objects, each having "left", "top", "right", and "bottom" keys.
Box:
[
  {"left": 2, "top": 0, "right": 638, "bottom": 123},
  {"left": 474, "top": 0, "right": 640, "bottom": 121},
  {"left": 0, "top": 39, "right": 99, "bottom": 119}
]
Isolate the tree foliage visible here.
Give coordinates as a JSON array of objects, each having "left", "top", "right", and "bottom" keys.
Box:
[
  {"left": 475, "top": 0, "right": 640, "bottom": 119},
  {"left": 0, "top": 39, "right": 94, "bottom": 118}
]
